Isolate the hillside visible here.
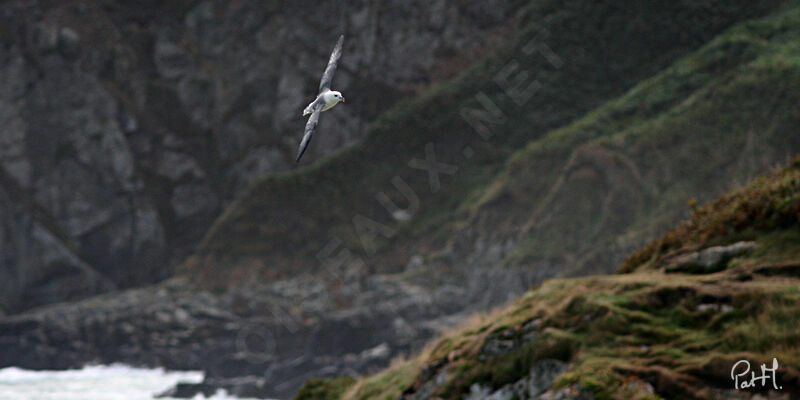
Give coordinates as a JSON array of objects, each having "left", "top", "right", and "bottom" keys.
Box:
[
  {"left": 457, "top": 3, "right": 800, "bottom": 279},
  {"left": 186, "top": 0, "right": 797, "bottom": 288},
  {"left": 296, "top": 159, "right": 800, "bottom": 400}
]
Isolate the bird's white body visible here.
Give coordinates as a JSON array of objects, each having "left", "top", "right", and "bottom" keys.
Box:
[
  {"left": 303, "top": 90, "right": 345, "bottom": 116},
  {"left": 296, "top": 35, "right": 346, "bottom": 162}
]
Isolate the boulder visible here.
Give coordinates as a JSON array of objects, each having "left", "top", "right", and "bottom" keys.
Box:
[{"left": 665, "top": 241, "right": 756, "bottom": 274}]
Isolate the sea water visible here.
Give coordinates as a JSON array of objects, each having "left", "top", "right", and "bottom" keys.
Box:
[{"left": 0, "top": 364, "right": 260, "bottom": 400}]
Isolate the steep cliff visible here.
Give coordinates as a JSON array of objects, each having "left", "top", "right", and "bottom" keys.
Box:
[{"left": 0, "top": 0, "right": 525, "bottom": 313}]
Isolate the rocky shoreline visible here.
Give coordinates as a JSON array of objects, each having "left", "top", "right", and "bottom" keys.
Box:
[{"left": 0, "top": 263, "right": 544, "bottom": 399}]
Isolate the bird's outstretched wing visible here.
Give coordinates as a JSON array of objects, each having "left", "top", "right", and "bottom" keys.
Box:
[
  {"left": 296, "top": 106, "right": 322, "bottom": 162},
  {"left": 318, "top": 35, "right": 344, "bottom": 93}
]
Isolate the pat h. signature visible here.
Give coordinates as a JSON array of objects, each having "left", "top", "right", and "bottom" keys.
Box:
[{"left": 731, "top": 358, "right": 782, "bottom": 390}]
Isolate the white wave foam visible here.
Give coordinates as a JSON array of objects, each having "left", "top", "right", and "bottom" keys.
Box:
[{"left": 0, "top": 364, "right": 262, "bottom": 400}]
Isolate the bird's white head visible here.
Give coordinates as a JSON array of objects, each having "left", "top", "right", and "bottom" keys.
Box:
[{"left": 327, "top": 90, "right": 345, "bottom": 105}]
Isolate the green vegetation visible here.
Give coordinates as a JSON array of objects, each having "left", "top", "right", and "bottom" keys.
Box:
[
  {"left": 343, "top": 360, "right": 421, "bottom": 400},
  {"left": 323, "top": 159, "right": 800, "bottom": 400},
  {"left": 294, "top": 376, "right": 356, "bottom": 400},
  {"left": 184, "top": 0, "right": 793, "bottom": 285},
  {"left": 471, "top": 4, "right": 800, "bottom": 276}
]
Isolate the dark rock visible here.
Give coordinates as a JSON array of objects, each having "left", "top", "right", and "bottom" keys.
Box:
[
  {"left": 479, "top": 318, "right": 542, "bottom": 361},
  {"left": 463, "top": 359, "right": 570, "bottom": 400},
  {"left": 203, "top": 376, "right": 269, "bottom": 398},
  {"left": 0, "top": 183, "right": 116, "bottom": 313},
  {"left": 155, "top": 382, "right": 217, "bottom": 398}
]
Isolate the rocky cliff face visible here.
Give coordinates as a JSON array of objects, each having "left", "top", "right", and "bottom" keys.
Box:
[
  {"left": 0, "top": 0, "right": 524, "bottom": 313},
  {"left": 2, "top": 1, "right": 800, "bottom": 400},
  {"left": 0, "top": 176, "right": 117, "bottom": 313}
]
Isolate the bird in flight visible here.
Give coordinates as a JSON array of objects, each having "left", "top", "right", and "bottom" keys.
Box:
[{"left": 296, "top": 35, "right": 346, "bottom": 162}]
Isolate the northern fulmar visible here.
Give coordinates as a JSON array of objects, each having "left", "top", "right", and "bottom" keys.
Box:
[{"left": 296, "top": 35, "right": 346, "bottom": 162}]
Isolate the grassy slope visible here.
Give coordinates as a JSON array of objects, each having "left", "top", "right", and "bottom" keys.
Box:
[
  {"left": 464, "top": 4, "right": 800, "bottom": 277},
  {"left": 310, "top": 160, "right": 800, "bottom": 400},
  {"left": 181, "top": 0, "right": 788, "bottom": 284}
]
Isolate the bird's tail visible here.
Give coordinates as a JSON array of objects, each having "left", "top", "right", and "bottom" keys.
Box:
[{"left": 302, "top": 105, "right": 313, "bottom": 116}]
